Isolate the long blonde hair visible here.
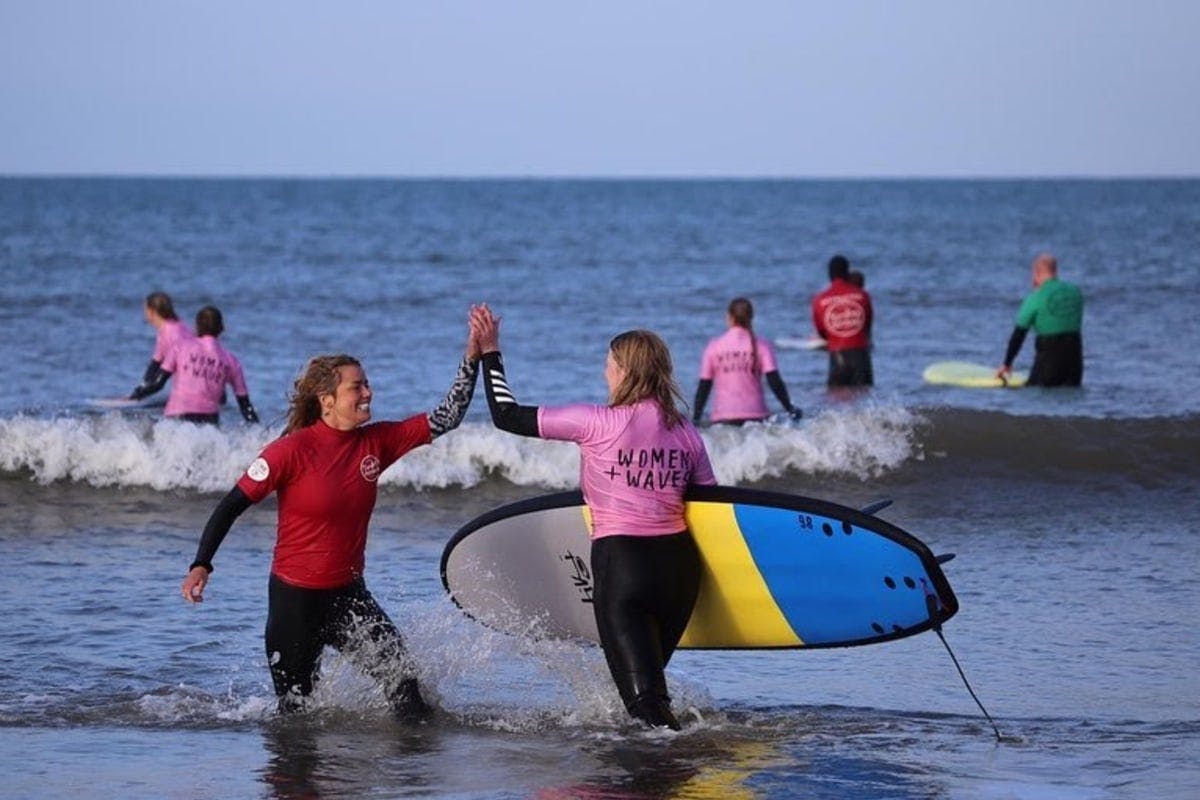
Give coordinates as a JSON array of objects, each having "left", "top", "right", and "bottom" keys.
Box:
[
  {"left": 283, "top": 354, "right": 361, "bottom": 435},
  {"left": 608, "top": 330, "right": 686, "bottom": 429}
]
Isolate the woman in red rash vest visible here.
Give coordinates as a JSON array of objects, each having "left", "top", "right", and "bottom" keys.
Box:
[{"left": 180, "top": 312, "right": 481, "bottom": 719}]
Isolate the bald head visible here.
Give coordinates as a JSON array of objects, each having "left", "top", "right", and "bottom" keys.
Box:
[{"left": 1032, "top": 253, "right": 1058, "bottom": 287}]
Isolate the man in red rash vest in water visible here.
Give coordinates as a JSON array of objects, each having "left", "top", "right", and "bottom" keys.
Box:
[{"left": 811, "top": 254, "right": 873, "bottom": 388}]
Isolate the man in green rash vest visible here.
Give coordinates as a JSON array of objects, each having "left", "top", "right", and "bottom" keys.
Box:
[{"left": 996, "top": 253, "right": 1084, "bottom": 386}]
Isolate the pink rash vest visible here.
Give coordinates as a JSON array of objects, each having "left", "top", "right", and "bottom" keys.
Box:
[
  {"left": 537, "top": 399, "right": 717, "bottom": 539},
  {"left": 162, "top": 335, "right": 250, "bottom": 417},
  {"left": 698, "top": 327, "right": 778, "bottom": 422},
  {"left": 152, "top": 318, "right": 195, "bottom": 364}
]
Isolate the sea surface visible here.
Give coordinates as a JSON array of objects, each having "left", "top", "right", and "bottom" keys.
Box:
[{"left": 1, "top": 177, "right": 1198, "bottom": 799}]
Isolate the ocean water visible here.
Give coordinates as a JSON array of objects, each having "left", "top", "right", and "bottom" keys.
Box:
[{"left": 1, "top": 178, "right": 1198, "bottom": 799}]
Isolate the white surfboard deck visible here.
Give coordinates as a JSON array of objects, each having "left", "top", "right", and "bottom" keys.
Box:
[{"left": 776, "top": 336, "right": 828, "bottom": 351}]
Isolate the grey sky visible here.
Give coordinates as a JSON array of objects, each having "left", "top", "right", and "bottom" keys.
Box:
[{"left": 2, "top": 1, "right": 1197, "bottom": 176}]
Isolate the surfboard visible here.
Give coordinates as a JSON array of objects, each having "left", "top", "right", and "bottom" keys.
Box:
[
  {"left": 441, "top": 485, "right": 958, "bottom": 650},
  {"left": 86, "top": 396, "right": 166, "bottom": 409},
  {"left": 87, "top": 397, "right": 142, "bottom": 409},
  {"left": 922, "top": 361, "right": 1027, "bottom": 388},
  {"left": 776, "top": 336, "right": 828, "bottom": 351}
]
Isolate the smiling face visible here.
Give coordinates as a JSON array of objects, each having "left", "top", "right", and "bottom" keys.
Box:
[
  {"left": 604, "top": 348, "right": 626, "bottom": 399},
  {"left": 320, "top": 364, "right": 372, "bottom": 430}
]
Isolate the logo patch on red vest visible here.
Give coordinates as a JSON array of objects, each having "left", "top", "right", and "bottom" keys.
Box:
[{"left": 360, "top": 455, "right": 381, "bottom": 482}]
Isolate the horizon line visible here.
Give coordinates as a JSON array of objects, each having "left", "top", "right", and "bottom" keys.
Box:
[{"left": 3, "top": 172, "right": 1199, "bottom": 181}]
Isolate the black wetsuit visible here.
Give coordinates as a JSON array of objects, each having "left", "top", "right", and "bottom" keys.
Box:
[
  {"left": 592, "top": 531, "right": 701, "bottom": 725},
  {"left": 1005, "top": 328, "right": 1083, "bottom": 387},
  {"left": 826, "top": 348, "right": 874, "bottom": 388},
  {"left": 265, "top": 575, "right": 423, "bottom": 712}
]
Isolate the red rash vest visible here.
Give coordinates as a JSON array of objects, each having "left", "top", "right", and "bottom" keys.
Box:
[
  {"left": 811, "top": 279, "right": 873, "bottom": 352},
  {"left": 237, "top": 415, "right": 431, "bottom": 589}
]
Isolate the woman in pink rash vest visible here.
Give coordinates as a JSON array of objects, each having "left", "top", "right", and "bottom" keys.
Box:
[
  {"left": 162, "top": 305, "right": 259, "bottom": 425},
  {"left": 129, "top": 291, "right": 196, "bottom": 401},
  {"left": 470, "top": 304, "right": 716, "bottom": 730},
  {"left": 692, "top": 296, "right": 802, "bottom": 425}
]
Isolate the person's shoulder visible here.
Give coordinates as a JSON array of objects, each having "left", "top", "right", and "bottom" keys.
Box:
[{"left": 259, "top": 428, "right": 302, "bottom": 460}]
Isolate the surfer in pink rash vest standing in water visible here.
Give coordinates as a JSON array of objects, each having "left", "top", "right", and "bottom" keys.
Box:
[
  {"left": 469, "top": 304, "right": 716, "bottom": 730},
  {"left": 162, "top": 305, "right": 259, "bottom": 425},
  {"left": 129, "top": 291, "right": 195, "bottom": 401},
  {"left": 692, "top": 296, "right": 802, "bottom": 425}
]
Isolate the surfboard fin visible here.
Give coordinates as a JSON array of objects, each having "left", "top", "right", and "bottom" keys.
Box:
[
  {"left": 936, "top": 553, "right": 956, "bottom": 564},
  {"left": 860, "top": 498, "right": 893, "bottom": 516}
]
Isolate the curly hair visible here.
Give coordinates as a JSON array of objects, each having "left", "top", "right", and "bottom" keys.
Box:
[{"left": 282, "top": 354, "right": 361, "bottom": 435}]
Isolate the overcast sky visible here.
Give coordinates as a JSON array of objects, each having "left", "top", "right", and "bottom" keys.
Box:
[{"left": 2, "top": 1, "right": 1198, "bottom": 177}]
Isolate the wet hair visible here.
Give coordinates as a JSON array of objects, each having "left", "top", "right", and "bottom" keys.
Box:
[
  {"left": 608, "top": 330, "right": 686, "bottom": 429},
  {"left": 828, "top": 254, "right": 850, "bottom": 281},
  {"left": 283, "top": 354, "right": 361, "bottom": 436},
  {"left": 195, "top": 306, "right": 224, "bottom": 337},
  {"left": 847, "top": 270, "right": 865, "bottom": 288},
  {"left": 728, "top": 297, "right": 760, "bottom": 375},
  {"left": 144, "top": 291, "right": 178, "bottom": 321}
]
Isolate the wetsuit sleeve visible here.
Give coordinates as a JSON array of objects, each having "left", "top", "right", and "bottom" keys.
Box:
[
  {"left": 427, "top": 355, "right": 479, "bottom": 438},
  {"left": 236, "top": 395, "right": 259, "bottom": 423},
  {"left": 190, "top": 486, "right": 253, "bottom": 572},
  {"left": 480, "top": 351, "right": 539, "bottom": 437},
  {"left": 130, "top": 360, "right": 170, "bottom": 400},
  {"left": 692, "top": 379, "right": 712, "bottom": 423},
  {"left": 1003, "top": 326, "right": 1029, "bottom": 368},
  {"left": 765, "top": 371, "right": 801, "bottom": 418}
]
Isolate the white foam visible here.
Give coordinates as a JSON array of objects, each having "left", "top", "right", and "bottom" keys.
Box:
[{"left": 0, "top": 406, "right": 923, "bottom": 492}]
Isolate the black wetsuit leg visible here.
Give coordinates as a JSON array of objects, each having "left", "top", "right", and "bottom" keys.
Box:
[
  {"left": 265, "top": 577, "right": 429, "bottom": 718},
  {"left": 826, "top": 348, "right": 873, "bottom": 387},
  {"left": 177, "top": 412, "right": 220, "bottom": 425},
  {"left": 591, "top": 532, "right": 701, "bottom": 730},
  {"left": 325, "top": 580, "right": 430, "bottom": 719},
  {"left": 265, "top": 575, "right": 331, "bottom": 708},
  {"left": 1029, "top": 332, "right": 1083, "bottom": 387}
]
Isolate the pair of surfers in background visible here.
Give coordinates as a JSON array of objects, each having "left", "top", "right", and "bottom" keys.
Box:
[
  {"left": 181, "top": 304, "right": 717, "bottom": 731},
  {"left": 129, "top": 290, "right": 259, "bottom": 424}
]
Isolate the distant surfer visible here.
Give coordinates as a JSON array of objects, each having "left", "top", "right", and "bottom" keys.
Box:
[
  {"left": 161, "top": 306, "right": 259, "bottom": 425},
  {"left": 693, "top": 297, "right": 802, "bottom": 424},
  {"left": 129, "top": 291, "right": 194, "bottom": 401},
  {"left": 470, "top": 305, "right": 716, "bottom": 731},
  {"left": 811, "top": 254, "right": 874, "bottom": 388},
  {"left": 995, "top": 253, "right": 1084, "bottom": 386},
  {"left": 180, "top": 313, "right": 481, "bottom": 719}
]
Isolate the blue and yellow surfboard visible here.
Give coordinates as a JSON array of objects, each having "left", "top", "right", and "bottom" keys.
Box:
[{"left": 441, "top": 486, "right": 958, "bottom": 649}]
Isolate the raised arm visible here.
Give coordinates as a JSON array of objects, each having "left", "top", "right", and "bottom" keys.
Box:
[
  {"left": 471, "top": 305, "right": 540, "bottom": 437},
  {"left": 427, "top": 354, "right": 479, "bottom": 438}
]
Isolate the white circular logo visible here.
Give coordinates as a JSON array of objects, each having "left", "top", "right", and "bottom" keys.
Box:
[
  {"left": 823, "top": 299, "right": 866, "bottom": 338},
  {"left": 360, "top": 455, "right": 381, "bottom": 482},
  {"left": 247, "top": 457, "right": 270, "bottom": 482}
]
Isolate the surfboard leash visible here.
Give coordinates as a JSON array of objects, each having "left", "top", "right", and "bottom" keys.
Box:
[{"left": 922, "top": 581, "right": 1004, "bottom": 742}]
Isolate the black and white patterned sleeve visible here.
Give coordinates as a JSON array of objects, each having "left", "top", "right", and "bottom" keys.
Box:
[{"left": 427, "top": 356, "right": 479, "bottom": 438}]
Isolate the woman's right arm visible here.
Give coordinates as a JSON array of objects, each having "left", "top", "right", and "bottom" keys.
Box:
[
  {"left": 471, "top": 304, "right": 541, "bottom": 437},
  {"left": 181, "top": 486, "right": 253, "bottom": 603},
  {"left": 479, "top": 351, "right": 540, "bottom": 437}
]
